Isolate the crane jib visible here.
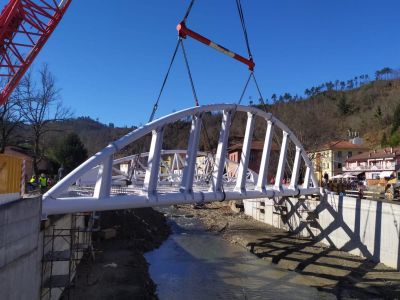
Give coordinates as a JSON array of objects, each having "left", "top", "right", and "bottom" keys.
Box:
[{"left": 0, "top": 0, "right": 72, "bottom": 105}]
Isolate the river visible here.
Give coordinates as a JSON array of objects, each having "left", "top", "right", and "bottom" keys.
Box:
[{"left": 145, "top": 207, "right": 335, "bottom": 300}]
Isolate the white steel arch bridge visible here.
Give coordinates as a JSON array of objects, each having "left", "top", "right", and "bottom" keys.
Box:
[
  {"left": 42, "top": 104, "right": 321, "bottom": 216},
  {"left": 100, "top": 149, "right": 259, "bottom": 186}
]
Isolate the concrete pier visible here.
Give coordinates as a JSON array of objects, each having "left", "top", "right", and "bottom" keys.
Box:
[{"left": 0, "top": 197, "right": 91, "bottom": 300}]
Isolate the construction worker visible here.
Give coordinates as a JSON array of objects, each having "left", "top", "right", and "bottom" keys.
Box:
[
  {"left": 39, "top": 173, "right": 47, "bottom": 192},
  {"left": 28, "top": 175, "right": 37, "bottom": 191}
]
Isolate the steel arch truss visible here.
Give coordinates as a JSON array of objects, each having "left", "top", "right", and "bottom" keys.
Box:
[
  {"left": 43, "top": 104, "right": 320, "bottom": 216},
  {"left": 93, "top": 150, "right": 258, "bottom": 186}
]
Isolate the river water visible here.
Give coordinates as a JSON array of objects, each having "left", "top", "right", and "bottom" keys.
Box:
[{"left": 145, "top": 207, "right": 334, "bottom": 300}]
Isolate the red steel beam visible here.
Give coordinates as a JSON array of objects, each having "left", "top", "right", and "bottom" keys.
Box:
[
  {"left": 0, "top": 0, "right": 72, "bottom": 105},
  {"left": 177, "top": 21, "right": 255, "bottom": 71}
]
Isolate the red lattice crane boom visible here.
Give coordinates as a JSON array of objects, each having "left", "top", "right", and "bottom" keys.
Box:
[{"left": 0, "top": 0, "right": 71, "bottom": 105}]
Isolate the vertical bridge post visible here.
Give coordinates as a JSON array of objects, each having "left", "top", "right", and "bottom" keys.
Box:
[
  {"left": 256, "top": 120, "right": 274, "bottom": 192},
  {"left": 93, "top": 156, "right": 113, "bottom": 199},
  {"left": 144, "top": 127, "right": 164, "bottom": 196},
  {"left": 212, "top": 110, "right": 232, "bottom": 192},
  {"left": 289, "top": 146, "right": 302, "bottom": 190},
  {"left": 303, "top": 166, "right": 311, "bottom": 189},
  {"left": 274, "top": 131, "right": 289, "bottom": 191},
  {"left": 235, "top": 112, "right": 255, "bottom": 193},
  {"left": 181, "top": 114, "right": 202, "bottom": 193}
]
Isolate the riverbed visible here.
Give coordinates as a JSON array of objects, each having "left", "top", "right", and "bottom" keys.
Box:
[{"left": 145, "top": 207, "right": 334, "bottom": 300}]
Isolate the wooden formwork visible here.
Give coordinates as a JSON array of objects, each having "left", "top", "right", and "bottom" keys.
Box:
[{"left": 0, "top": 154, "right": 22, "bottom": 203}]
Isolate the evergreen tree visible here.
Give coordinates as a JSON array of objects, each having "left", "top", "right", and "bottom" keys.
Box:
[
  {"left": 54, "top": 132, "right": 88, "bottom": 173},
  {"left": 389, "top": 132, "right": 400, "bottom": 147},
  {"left": 374, "top": 105, "right": 382, "bottom": 124},
  {"left": 381, "top": 132, "right": 388, "bottom": 147},
  {"left": 391, "top": 103, "right": 400, "bottom": 134},
  {"left": 337, "top": 95, "right": 351, "bottom": 115},
  {"left": 325, "top": 82, "right": 334, "bottom": 91},
  {"left": 271, "top": 94, "right": 277, "bottom": 103}
]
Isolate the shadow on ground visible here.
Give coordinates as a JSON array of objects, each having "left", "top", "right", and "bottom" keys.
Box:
[{"left": 246, "top": 231, "right": 400, "bottom": 298}]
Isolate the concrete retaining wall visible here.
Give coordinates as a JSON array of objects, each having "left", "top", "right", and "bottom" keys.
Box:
[
  {"left": 0, "top": 197, "right": 91, "bottom": 300},
  {"left": 0, "top": 197, "right": 42, "bottom": 300},
  {"left": 244, "top": 194, "right": 400, "bottom": 270}
]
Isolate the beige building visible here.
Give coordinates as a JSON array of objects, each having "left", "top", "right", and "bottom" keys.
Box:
[{"left": 309, "top": 138, "right": 368, "bottom": 183}]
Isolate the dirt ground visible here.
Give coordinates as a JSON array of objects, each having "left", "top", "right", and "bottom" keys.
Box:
[
  {"left": 63, "top": 208, "right": 170, "bottom": 300},
  {"left": 176, "top": 202, "right": 400, "bottom": 299}
]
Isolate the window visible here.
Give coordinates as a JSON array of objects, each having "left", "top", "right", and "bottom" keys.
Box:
[
  {"left": 398, "top": 172, "right": 400, "bottom": 180},
  {"left": 348, "top": 151, "right": 352, "bottom": 158},
  {"left": 372, "top": 173, "right": 380, "bottom": 179},
  {"left": 338, "top": 163, "right": 342, "bottom": 169},
  {"left": 337, "top": 151, "right": 342, "bottom": 158}
]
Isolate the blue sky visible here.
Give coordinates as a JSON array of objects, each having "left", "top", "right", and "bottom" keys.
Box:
[{"left": 7, "top": 0, "right": 400, "bottom": 126}]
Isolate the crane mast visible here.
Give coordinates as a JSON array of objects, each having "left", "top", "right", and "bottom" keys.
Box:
[{"left": 0, "top": 0, "right": 71, "bottom": 105}]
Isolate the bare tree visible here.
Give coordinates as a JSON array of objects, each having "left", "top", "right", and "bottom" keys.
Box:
[
  {"left": 19, "top": 64, "right": 71, "bottom": 175},
  {"left": 0, "top": 93, "right": 22, "bottom": 153}
]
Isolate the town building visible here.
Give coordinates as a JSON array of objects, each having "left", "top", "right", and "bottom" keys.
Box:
[
  {"left": 309, "top": 137, "right": 368, "bottom": 183},
  {"left": 343, "top": 147, "right": 400, "bottom": 181},
  {"left": 227, "top": 140, "right": 280, "bottom": 181}
]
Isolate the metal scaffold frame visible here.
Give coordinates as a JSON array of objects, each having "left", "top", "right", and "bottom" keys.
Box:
[{"left": 40, "top": 212, "right": 99, "bottom": 299}]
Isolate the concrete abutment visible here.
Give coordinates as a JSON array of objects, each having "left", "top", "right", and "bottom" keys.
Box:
[{"left": 244, "top": 194, "right": 400, "bottom": 270}]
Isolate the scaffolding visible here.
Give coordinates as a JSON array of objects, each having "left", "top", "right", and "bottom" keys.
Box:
[{"left": 40, "top": 212, "right": 99, "bottom": 299}]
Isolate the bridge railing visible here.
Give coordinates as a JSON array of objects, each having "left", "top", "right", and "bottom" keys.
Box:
[{"left": 43, "top": 104, "right": 320, "bottom": 216}]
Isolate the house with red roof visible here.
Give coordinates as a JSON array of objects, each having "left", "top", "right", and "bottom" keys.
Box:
[
  {"left": 309, "top": 137, "right": 369, "bottom": 183},
  {"left": 343, "top": 147, "right": 400, "bottom": 180}
]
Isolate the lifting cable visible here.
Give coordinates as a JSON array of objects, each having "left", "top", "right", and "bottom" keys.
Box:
[
  {"left": 237, "top": 72, "right": 252, "bottom": 105},
  {"left": 236, "top": 0, "right": 253, "bottom": 60},
  {"left": 180, "top": 39, "right": 200, "bottom": 107},
  {"left": 182, "top": 0, "right": 196, "bottom": 22},
  {"left": 148, "top": 0, "right": 197, "bottom": 122},
  {"left": 148, "top": 39, "right": 181, "bottom": 122},
  {"left": 234, "top": 1, "right": 294, "bottom": 178},
  {"left": 234, "top": 0, "right": 266, "bottom": 108},
  {"left": 141, "top": 2, "right": 198, "bottom": 179}
]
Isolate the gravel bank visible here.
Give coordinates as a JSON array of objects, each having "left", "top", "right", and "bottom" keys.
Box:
[{"left": 176, "top": 202, "right": 400, "bottom": 299}]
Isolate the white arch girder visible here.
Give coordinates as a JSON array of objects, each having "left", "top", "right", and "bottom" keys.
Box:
[{"left": 43, "top": 104, "right": 320, "bottom": 216}]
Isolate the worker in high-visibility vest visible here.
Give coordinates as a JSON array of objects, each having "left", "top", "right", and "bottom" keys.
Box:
[
  {"left": 39, "top": 173, "right": 47, "bottom": 192},
  {"left": 28, "top": 175, "right": 37, "bottom": 191}
]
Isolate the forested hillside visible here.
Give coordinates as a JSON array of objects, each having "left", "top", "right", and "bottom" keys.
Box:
[
  {"left": 48, "top": 70, "right": 400, "bottom": 157},
  {"left": 3, "top": 65, "right": 400, "bottom": 175},
  {"left": 268, "top": 77, "right": 400, "bottom": 150}
]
